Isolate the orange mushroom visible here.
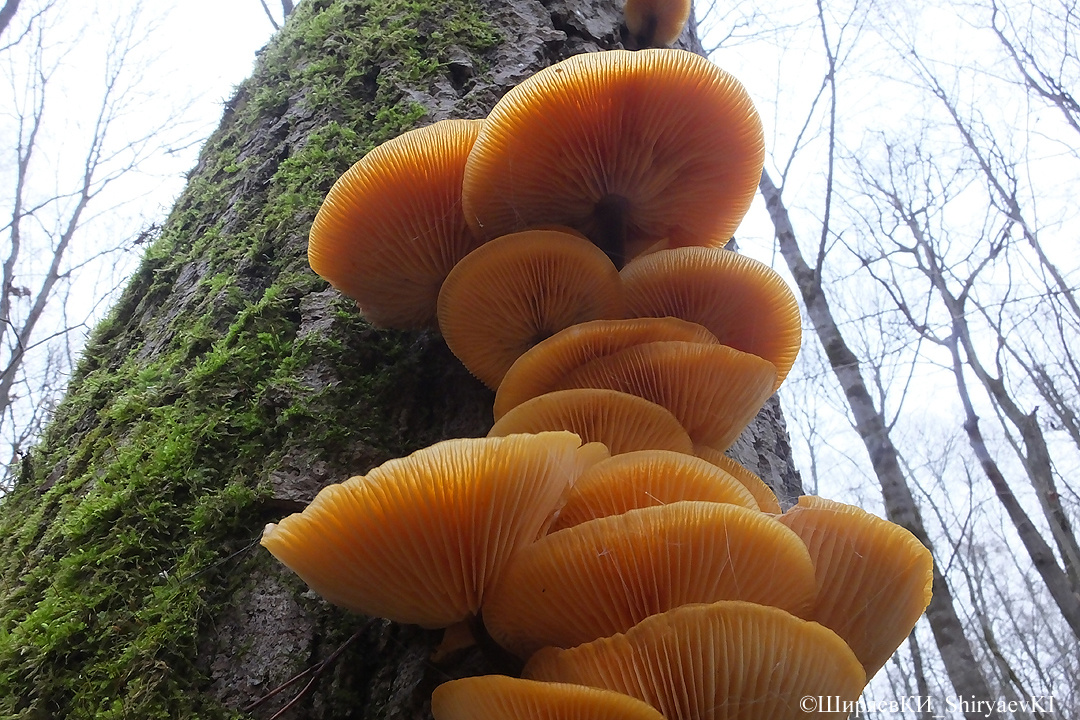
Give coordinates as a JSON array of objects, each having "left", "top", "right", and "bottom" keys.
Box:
[
  {"left": 437, "top": 229, "right": 625, "bottom": 389},
  {"left": 550, "top": 449, "right": 759, "bottom": 532},
  {"left": 308, "top": 119, "right": 484, "bottom": 328},
  {"left": 621, "top": 247, "right": 802, "bottom": 390},
  {"left": 261, "top": 432, "right": 595, "bottom": 628},
  {"left": 432, "top": 676, "right": 665, "bottom": 720},
  {"left": 554, "top": 340, "right": 777, "bottom": 450},
  {"left": 524, "top": 601, "right": 867, "bottom": 720},
  {"left": 462, "top": 50, "right": 765, "bottom": 267},
  {"left": 494, "top": 317, "right": 718, "bottom": 421},
  {"left": 777, "top": 496, "right": 934, "bottom": 678},
  {"left": 483, "top": 502, "right": 816, "bottom": 657},
  {"left": 623, "top": 0, "right": 691, "bottom": 48},
  {"left": 488, "top": 388, "right": 694, "bottom": 455}
]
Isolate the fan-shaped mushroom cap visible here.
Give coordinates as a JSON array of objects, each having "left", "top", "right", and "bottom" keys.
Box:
[
  {"left": 261, "top": 432, "right": 594, "bottom": 628},
  {"left": 624, "top": 0, "right": 691, "bottom": 48},
  {"left": 777, "top": 496, "right": 934, "bottom": 678},
  {"left": 484, "top": 502, "right": 816, "bottom": 657},
  {"left": 694, "top": 444, "right": 782, "bottom": 514},
  {"left": 622, "top": 247, "right": 802, "bottom": 390},
  {"left": 437, "top": 229, "right": 625, "bottom": 389},
  {"left": 308, "top": 119, "right": 484, "bottom": 328},
  {"left": 524, "top": 601, "right": 866, "bottom": 720},
  {"left": 494, "top": 318, "right": 719, "bottom": 421},
  {"left": 462, "top": 50, "right": 765, "bottom": 266},
  {"left": 554, "top": 341, "right": 777, "bottom": 450},
  {"left": 488, "top": 389, "right": 693, "bottom": 455},
  {"left": 432, "top": 676, "right": 665, "bottom": 720},
  {"left": 550, "top": 450, "right": 758, "bottom": 532}
]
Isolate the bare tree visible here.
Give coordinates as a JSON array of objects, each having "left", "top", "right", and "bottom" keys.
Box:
[
  {"left": 988, "top": 0, "right": 1080, "bottom": 139},
  {"left": 0, "top": 0, "right": 202, "bottom": 490},
  {"left": 847, "top": 145, "right": 1080, "bottom": 636},
  {"left": 257, "top": 0, "right": 296, "bottom": 30},
  {"left": 753, "top": 0, "right": 995, "bottom": 708}
]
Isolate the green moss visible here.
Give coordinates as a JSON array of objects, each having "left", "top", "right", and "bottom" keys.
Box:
[{"left": 0, "top": 0, "right": 500, "bottom": 716}]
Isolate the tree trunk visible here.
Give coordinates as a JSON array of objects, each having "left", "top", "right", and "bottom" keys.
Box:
[
  {"left": 759, "top": 168, "right": 994, "bottom": 709},
  {"left": 0, "top": 2, "right": 800, "bottom": 717}
]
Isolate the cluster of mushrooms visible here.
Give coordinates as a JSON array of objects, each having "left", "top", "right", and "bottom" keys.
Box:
[{"left": 260, "top": 38, "right": 933, "bottom": 720}]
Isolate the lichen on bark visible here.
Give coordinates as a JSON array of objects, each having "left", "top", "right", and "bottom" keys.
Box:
[{"left": 0, "top": 0, "right": 799, "bottom": 717}]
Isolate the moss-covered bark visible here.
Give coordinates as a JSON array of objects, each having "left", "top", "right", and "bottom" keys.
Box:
[{"left": 0, "top": 1, "right": 799, "bottom": 717}]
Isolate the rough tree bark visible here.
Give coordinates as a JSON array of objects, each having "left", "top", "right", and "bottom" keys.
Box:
[{"left": 0, "top": 1, "right": 801, "bottom": 718}]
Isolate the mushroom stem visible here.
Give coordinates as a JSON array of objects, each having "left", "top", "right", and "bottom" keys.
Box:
[
  {"left": 593, "top": 194, "right": 630, "bottom": 269},
  {"left": 471, "top": 612, "right": 526, "bottom": 677},
  {"left": 631, "top": 14, "right": 660, "bottom": 49}
]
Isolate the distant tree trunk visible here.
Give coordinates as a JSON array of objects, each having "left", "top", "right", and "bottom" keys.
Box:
[
  {"left": 760, "top": 169, "right": 994, "bottom": 710},
  {"left": 0, "top": 0, "right": 20, "bottom": 38},
  {"left": 0, "top": 1, "right": 800, "bottom": 717}
]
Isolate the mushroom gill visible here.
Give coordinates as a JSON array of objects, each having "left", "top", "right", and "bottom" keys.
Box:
[
  {"left": 483, "top": 501, "right": 816, "bottom": 657},
  {"left": 437, "top": 229, "right": 625, "bottom": 389},
  {"left": 494, "top": 317, "right": 719, "bottom": 421},
  {"left": 261, "top": 432, "right": 594, "bottom": 628},
  {"left": 777, "top": 495, "right": 934, "bottom": 678},
  {"left": 308, "top": 118, "right": 483, "bottom": 328},
  {"left": 524, "top": 601, "right": 867, "bottom": 720},
  {"left": 432, "top": 676, "right": 665, "bottom": 720},
  {"left": 462, "top": 49, "right": 765, "bottom": 267},
  {"left": 488, "top": 388, "right": 694, "bottom": 455},
  {"left": 550, "top": 449, "right": 759, "bottom": 532}
]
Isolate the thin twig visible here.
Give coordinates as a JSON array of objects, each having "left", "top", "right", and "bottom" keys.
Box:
[{"left": 244, "top": 628, "right": 366, "bottom": 716}]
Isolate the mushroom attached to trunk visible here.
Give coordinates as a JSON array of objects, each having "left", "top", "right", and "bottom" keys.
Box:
[
  {"left": 777, "top": 495, "right": 934, "bottom": 678},
  {"left": 694, "top": 444, "right": 782, "bottom": 514},
  {"left": 437, "top": 229, "right": 624, "bottom": 389},
  {"left": 432, "top": 676, "right": 665, "bottom": 720},
  {"left": 462, "top": 49, "right": 765, "bottom": 267},
  {"left": 483, "top": 501, "right": 816, "bottom": 656},
  {"left": 494, "top": 317, "right": 718, "bottom": 421},
  {"left": 554, "top": 340, "right": 777, "bottom": 450},
  {"left": 261, "top": 432, "right": 596, "bottom": 628},
  {"left": 488, "top": 388, "right": 694, "bottom": 455},
  {"left": 550, "top": 449, "right": 759, "bottom": 532},
  {"left": 623, "top": 0, "right": 691, "bottom": 48},
  {"left": 622, "top": 246, "right": 802, "bottom": 390},
  {"left": 308, "top": 118, "right": 483, "bottom": 328},
  {"left": 524, "top": 601, "right": 867, "bottom": 720}
]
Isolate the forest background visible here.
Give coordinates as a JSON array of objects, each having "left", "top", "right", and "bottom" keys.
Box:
[{"left": 0, "top": 0, "right": 1077, "bottom": 716}]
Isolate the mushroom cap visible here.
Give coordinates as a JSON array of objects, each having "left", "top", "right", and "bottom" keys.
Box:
[
  {"left": 623, "top": 0, "right": 692, "bottom": 47},
  {"left": 554, "top": 340, "right": 777, "bottom": 450},
  {"left": 488, "top": 388, "right": 694, "bottom": 455},
  {"left": 260, "top": 432, "right": 594, "bottom": 628},
  {"left": 524, "top": 601, "right": 867, "bottom": 720},
  {"left": 621, "top": 247, "right": 802, "bottom": 390},
  {"left": 550, "top": 449, "right": 759, "bottom": 532},
  {"left": 483, "top": 501, "right": 816, "bottom": 657},
  {"left": 777, "top": 496, "right": 934, "bottom": 678},
  {"left": 462, "top": 50, "right": 765, "bottom": 265},
  {"left": 308, "top": 118, "right": 484, "bottom": 328},
  {"left": 494, "top": 317, "right": 719, "bottom": 421},
  {"left": 437, "top": 229, "right": 625, "bottom": 389},
  {"left": 694, "top": 444, "right": 782, "bottom": 514},
  {"left": 432, "top": 676, "right": 666, "bottom": 720}
]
